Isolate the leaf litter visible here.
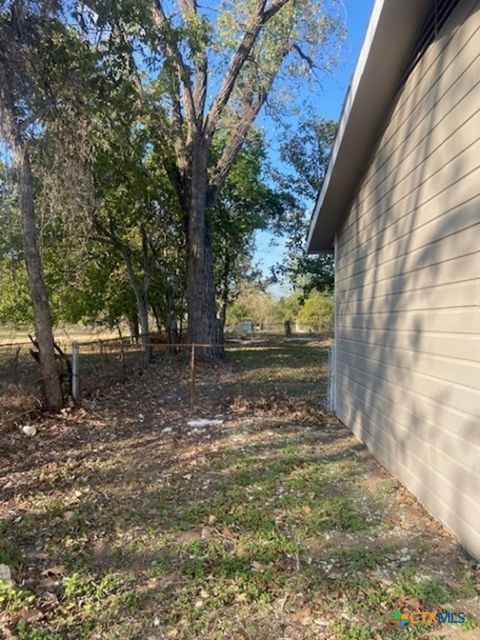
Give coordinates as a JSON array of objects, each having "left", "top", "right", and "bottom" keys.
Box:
[{"left": 0, "top": 343, "right": 478, "bottom": 639}]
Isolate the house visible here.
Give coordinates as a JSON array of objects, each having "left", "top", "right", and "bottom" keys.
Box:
[{"left": 307, "top": 0, "right": 480, "bottom": 558}]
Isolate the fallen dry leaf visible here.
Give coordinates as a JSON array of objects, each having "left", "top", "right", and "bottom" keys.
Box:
[{"left": 41, "top": 565, "right": 66, "bottom": 577}]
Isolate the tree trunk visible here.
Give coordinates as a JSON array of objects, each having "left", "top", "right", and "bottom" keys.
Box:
[
  {"left": 166, "top": 310, "right": 179, "bottom": 352},
  {"left": 284, "top": 320, "right": 292, "bottom": 337},
  {"left": 123, "top": 250, "right": 151, "bottom": 363},
  {"left": 15, "top": 145, "right": 63, "bottom": 411},
  {"left": 137, "top": 293, "right": 151, "bottom": 361},
  {"left": 128, "top": 310, "right": 139, "bottom": 343},
  {"left": 219, "top": 249, "right": 231, "bottom": 329},
  {"left": 150, "top": 302, "right": 162, "bottom": 332},
  {"left": 186, "top": 137, "right": 223, "bottom": 354},
  {"left": 179, "top": 316, "right": 184, "bottom": 343}
]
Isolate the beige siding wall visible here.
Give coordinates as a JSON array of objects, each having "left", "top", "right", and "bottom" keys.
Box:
[{"left": 335, "top": 0, "right": 480, "bottom": 559}]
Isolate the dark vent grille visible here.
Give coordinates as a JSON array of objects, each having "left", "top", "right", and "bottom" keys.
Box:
[{"left": 401, "top": 0, "right": 461, "bottom": 83}]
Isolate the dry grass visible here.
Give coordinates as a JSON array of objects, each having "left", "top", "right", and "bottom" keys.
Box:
[{"left": 0, "top": 325, "right": 123, "bottom": 347}]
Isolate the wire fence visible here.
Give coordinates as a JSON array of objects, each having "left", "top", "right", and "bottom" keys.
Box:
[{"left": 0, "top": 331, "right": 333, "bottom": 427}]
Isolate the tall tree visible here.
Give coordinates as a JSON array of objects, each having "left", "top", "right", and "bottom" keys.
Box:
[
  {"left": 87, "top": 0, "right": 344, "bottom": 351},
  {"left": 279, "top": 117, "right": 337, "bottom": 201},
  {"left": 161, "top": 0, "right": 342, "bottom": 350},
  {"left": 0, "top": 1, "right": 72, "bottom": 409},
  {"left": 275, "top": 116, "right": 337, "bottom": 294}
]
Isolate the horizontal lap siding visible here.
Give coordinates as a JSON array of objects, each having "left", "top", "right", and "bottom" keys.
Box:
[{"left": 335, "top": 0, "right": 480, "bottom": 559}]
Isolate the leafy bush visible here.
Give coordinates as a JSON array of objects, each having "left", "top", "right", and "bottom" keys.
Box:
[{"left": 297, "top": 290, "right": 334, "bottom": 327}]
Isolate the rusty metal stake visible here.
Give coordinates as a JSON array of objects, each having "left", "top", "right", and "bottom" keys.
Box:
[{"left": 189, "top": 343, "right": 196, "bottom": 413}]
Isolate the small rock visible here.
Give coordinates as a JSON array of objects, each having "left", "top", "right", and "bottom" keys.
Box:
[
  {"left": 20, "top": 425, "right": 37, "bottom": 437},
  {"left": 0, "top": 564, "right": 14, "bottom": 586},
  {"left": 187, "top": 419, "right": 223, "bottom": 428}
]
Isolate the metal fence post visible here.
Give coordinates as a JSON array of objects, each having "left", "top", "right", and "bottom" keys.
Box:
[{"left": 71, "top": 342, "right": 80, "bottom": 401}]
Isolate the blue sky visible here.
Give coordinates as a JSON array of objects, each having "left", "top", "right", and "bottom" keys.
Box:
[{"left": 254, "top": 0, "right": 375, "bottom": 293}]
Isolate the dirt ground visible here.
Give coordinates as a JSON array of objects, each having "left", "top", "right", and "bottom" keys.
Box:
[{"left": 0, "top": 343, "right": 479, "bottom": 639}]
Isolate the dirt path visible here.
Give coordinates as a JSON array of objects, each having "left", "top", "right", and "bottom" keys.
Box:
[{"left": 1, "top": 346, "right": 479, "bottom": 639}]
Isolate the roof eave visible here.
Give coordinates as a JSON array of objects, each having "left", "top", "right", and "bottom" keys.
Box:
[{"left": 307, "top": 0, "right": 433, "bottom": 254}]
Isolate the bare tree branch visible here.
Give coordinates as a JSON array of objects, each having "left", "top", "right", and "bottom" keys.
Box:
[
  {"left": 177, "top": 0, "right": 208, "bottom": 125},
  {"left": 291, "top": 43, "right": 315, "bottom": 70},
  {"left": 207, "top": 35, "right": 290, "bottom": 207},
  {"left": 207, "top": 91, "right": 264, "bottom": 207},
  {"left": 152, "top": 0, "right": 198, "bottom": 127},
  {"left": 178, "top": 0, "right": 197, "bottom": 15},
  {"left": 204, "top": 0, "right": 290, "bottom": 138},
  {"left": 263, "top": 0, "right": 291, "bottom": 22},
  {"left": 192, "top": 51, "right": 207, "bottom": 124}
]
